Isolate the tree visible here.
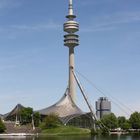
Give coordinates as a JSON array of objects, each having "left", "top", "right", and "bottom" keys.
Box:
[
  {"left": 44, "top": 113, "right": 61, "bottom": 128},
  {"left": 101, "top": 113, "right": 118, "bottom": 129},
  {"left": 118, "top": 116, "right": 131, "bottom": 130},
  {"left": 20, "top": 107, "right": 33, "bottom": 124},
  {"left": 118, "top": 116, "right": 126, "bottom": 128},
  {"left": 33, "top": 112, "right": 41, "bottom": 127},
  {"left": 0, "top": 119, "right": 6, "bottom": 133},
  {"left": 129, "top": 112, "right": 140, "bottom": 129},
  {"left": 121, "top": 120, "right": 131, "bottom": 130}
]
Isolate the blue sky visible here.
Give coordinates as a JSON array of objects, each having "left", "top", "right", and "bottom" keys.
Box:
[{"left": 0, "top": 0, "right": 140, "bottom": 117}]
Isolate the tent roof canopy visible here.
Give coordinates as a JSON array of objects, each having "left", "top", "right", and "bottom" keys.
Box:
[{"left": 4, "top": 104, "right": 25, "bottom": 119}]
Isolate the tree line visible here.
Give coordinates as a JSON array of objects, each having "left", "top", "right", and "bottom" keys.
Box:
[
  {"left": 1, "top": 109, "right": 140, "bottom": 133},
  {"left": 100, "top": 112, "right": 140, "bottom": 131}
]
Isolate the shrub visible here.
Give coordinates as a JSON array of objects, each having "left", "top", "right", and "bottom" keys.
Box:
[
  {"left": 44, "top": 113, "right": 61, "bottom": 129},
  {"left": 0, "top": 119, "right": 6, "bottom": 133}
]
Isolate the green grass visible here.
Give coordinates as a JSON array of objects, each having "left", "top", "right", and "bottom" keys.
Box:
[{"left": 41, "top": 126, "right": 91, "bottom": 136}]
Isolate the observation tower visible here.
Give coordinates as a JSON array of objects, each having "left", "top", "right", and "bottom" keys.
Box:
[
  {"left": 64, "top": 0, "right": 79, "bottom": 102},
  {"left": 38, "top": 0, "right": 83, "bottom": 124}
]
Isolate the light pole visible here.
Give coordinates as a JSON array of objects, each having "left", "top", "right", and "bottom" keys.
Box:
[{"left": 31, "top": 113, "right": 35, "bottom": 130}]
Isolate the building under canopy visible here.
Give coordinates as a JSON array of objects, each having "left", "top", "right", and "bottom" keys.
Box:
[{"left": 4, "top": 104, "right": 25, "bottom": 122}]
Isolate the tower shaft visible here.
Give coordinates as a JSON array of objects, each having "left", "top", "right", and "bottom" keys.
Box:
[
  {"left": 69, "top": 47, "right": 75, "bottom": 101},
  {"left": 64, "top": 0, "right": 79, "bottom": 102}
]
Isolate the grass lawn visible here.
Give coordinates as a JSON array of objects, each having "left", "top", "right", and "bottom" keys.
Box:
[{"left": 41, "top": 126, "right": 91, "bottom": 136}]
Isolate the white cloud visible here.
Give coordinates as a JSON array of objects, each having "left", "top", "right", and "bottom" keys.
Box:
[
  {"left": 10, "top": 22, "right": 61, "bottom": 32},
  {"left": 81, "top": 11, "right": 140, "bottom": 33},
  {"left": 80, "top": 25, "right": 116, "bottom": 33},
  {"left": 0, "top": 21, "right": 61, "bottom": 39},
  {"left": 79, "top": 0, "right": 112, "bottom": 7},
  {"left": 0, "top": 0, "right": 11, "bottom": 9},
  {"left": 0, "top": 0, "right": 22, "bottom": 9},
  {"left": 99, "top": 11, "right": 140, "bottom": 25},
  {"left": 0, "top": 21, "right": 61, "bottom": 32}
]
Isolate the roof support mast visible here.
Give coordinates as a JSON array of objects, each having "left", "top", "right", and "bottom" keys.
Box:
[
  {"left": 72, "top": 71, "right": 97, "bottom": 130},
  {"left": 72, "top": 71, "right": 110, "bottom": 133}
]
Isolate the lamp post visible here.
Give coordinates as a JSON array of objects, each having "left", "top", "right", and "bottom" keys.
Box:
[{"left": 31, "top": 113, "right": 35, "bottom": 130}]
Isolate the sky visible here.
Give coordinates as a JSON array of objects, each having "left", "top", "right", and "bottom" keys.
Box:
[{"left": 0, "top": 0, "right": 140, "bottom": 118}]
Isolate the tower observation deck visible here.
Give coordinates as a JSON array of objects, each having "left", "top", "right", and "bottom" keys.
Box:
[{"left": 64, "top": 0, "right": 79, "bottom": 102}]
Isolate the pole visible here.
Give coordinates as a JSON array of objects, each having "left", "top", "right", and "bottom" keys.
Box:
[
  {"left": 72, "top": 70, "right": 97, "bottom": 130},
  {"left": 72, "top": 70, "right": 110, "bottom": 133},
  {"left": 31, "top": 114, "right": 35, "bottom": 130}
]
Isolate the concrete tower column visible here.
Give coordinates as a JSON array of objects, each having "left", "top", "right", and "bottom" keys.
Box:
[{"left": 69, "top": 47, "right": 75, "bottom": 101}]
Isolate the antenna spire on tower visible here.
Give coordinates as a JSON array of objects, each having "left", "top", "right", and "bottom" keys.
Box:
[
  {"left": 69, "top": 0, "right": 73, "bottom": 15},
  {"left": 66, "top": 0, "right": 76, "bottom": 19}
]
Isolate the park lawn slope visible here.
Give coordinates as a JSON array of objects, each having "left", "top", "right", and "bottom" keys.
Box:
[{"left": 41, "top": 126, "right": 91, "bottom": 136}]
